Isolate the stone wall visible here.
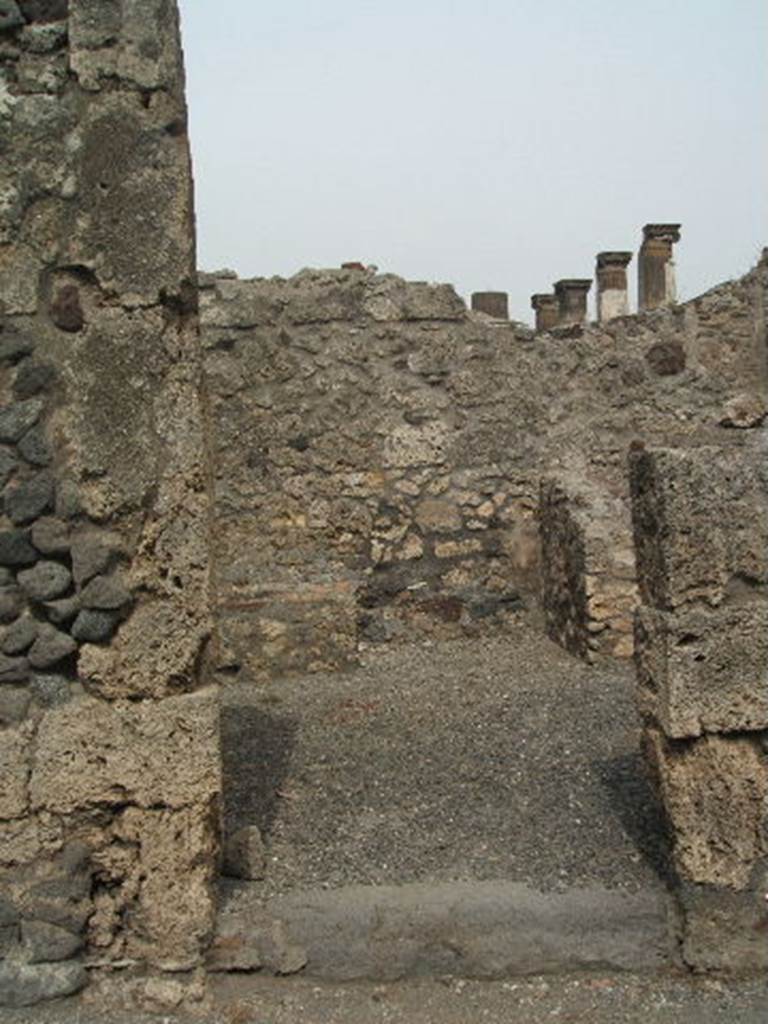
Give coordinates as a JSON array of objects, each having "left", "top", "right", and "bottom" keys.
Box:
[
  {"left": 629, "top": 444, "right": 768, "bottom": 971},
  {"left": 0, "top": 0, "right": 218, "bottom": 1007},
  {"left": 201, "top": 260, "right": 767, "bottom": 680}
]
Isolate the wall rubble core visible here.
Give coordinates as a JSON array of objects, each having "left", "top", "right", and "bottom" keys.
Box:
[{"left": 0, "top": 0, "right": 219, "bottom": 1009}]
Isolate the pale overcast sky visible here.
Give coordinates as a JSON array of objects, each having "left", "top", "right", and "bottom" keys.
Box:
[{"left": 179, "top": 0, "right": 767, "bottom": 324}]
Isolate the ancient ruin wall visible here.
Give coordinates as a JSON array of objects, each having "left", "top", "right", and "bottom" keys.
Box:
[
  {"left": 200, "top": 260, "right": 767, "bottom": 680},
  {"left": 1, "top": 0, "right": 218, "bottom": 1005}
]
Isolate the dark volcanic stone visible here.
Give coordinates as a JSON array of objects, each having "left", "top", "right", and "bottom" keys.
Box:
[
  {"left": 71, "top": 608, "right": 118, "bottom": 643},
  {"left": 18, "top": 426, "right": 52, "bottom": 467},
  {"left": 70, "top": 531, "right": 118, "bottom": 586},
  {"left": 31, "top": 516, "right": 70, "bottom": 555},
  {"left": 645, "top": 340, "right": 686, "bottom": 376},
  {"left": 0, "top": 652, "right": 30, "bottom": 683},
  {"left": 0, "top": 331, "right": 34, "bottom": 364},
  {"left": 0, "top": 399, "right": 44, "bottom": 443},
  {"left": 0, "top": 530, "right": 37, "bottom": 566},
  {"left": 79, "top": 574, "right": 131, "bottom": 611},
  {"left": 50, "top": 284, "right": 84, "bottom": 332},
  {"left": 22, "top": 920, "right": 83, "bottom": 964},
  {"left": 43, "top": 594, "right": 79, "bottom": 624},
  {"left": 0, "top": 894, "right": 19, "bottom": 958},
  {"left": 29, "top": 673, "right": 70, "bottom": 707},
  {"left": 0, "top": 894, "right": 20, "bottom": 928},
  {"left": 0, "top": 686, "right": 31, "bottom": 725},
  {"left": 13, "top": 358, "right": 57, "bottom": 399},
  {"left": 0, "top": 448, "right": 16, "bottom": 487},
  {"left": 28, "top": 623, "right": 77, "bottom": 669},
  {"left": 1, "top": 615, "right": 38, "bottom": 654},
  {"left": 18, "top": 560, "right": 71, "bottom": 601},
  {"left": 0, "top": 585, "right": 24, "bottom": 622},
  {"left": 54, "top": 480, "right": 82, "bottom": 519},
  {"left": 0, "top": 961, "right": 87, "bottom": 1008},
  {"left": 0, "top": 1, "right": 24, "bottom": 32},
  {"left": 4, "top": 472, "right": 54, "bottom": 524},
  {"left": 19, "top": 0, "right": 69, "bottom": 23}
]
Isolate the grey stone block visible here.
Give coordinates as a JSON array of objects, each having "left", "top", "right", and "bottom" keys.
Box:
[
  {"left": 0, "top": 530, "right": 37, "bottom": 566},
  {"left": 31, "top": 516, "right": 70, "bottom": 556},
  {"left": 0, "top": 686, "right": 31, "bottom": 725},
  {"left": 0, "top": 960, "right": 87, "bottom": 1008},
  {"left": 0, "top": 652, "right": 29, "bottom": 683},
  {"left": 43, "top": 595, "right": 80, "bottom": 625},
  {"left": 0, "top": 332, "right": 35, "bottom": 363},
  {"left": 0, "top": 1, "right": 24, "bottom": 33},
  {"left": 17, "top": 560, "right": 71, "bottom": 602},
  {"left": 223, "top": 825, "right": 267, "bottom": 881},
  {"left": 70, "top": 531, "right": 119, "bottom": 586},
  {"left": 1, "top": 615, "right": 38, "bottom": 654},
  {"left": 79, "top": 573, "right": 131, "bottom": 611},
  {"left": 4, "top": 472, "right": 54, "bottom": 525},
  {"left": 28, "top": 624, "right": 77, "bottom": 669},
  {"left": 18, "top": 427, "right": 52, "bottom": 467},
  {"left": 71, "top": 609, "right": 118, "bottom": 643},
  {"left": 12, "top": 359, "right": 56, "bottom": 400},
  {"left": 21, "top": 920, "right": 83, "bottom": 964},
  {"left": 0, "top": 400, "right": 44, "bottom": 444},
  {"left": 0, "top": 587, "right": 23, "bottom": 623},
  {"left": 29, "top": 673, "right": 71, "bottom": 708},
  {"left": 0, "top": 449, "right": 16, "bottom": 488}
]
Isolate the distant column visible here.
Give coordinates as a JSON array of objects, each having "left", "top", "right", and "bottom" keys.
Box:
[
  {"left": 530, "top": 293, "right": 559, "bottom": 332},
  {"left": 554, "top": 279, "right": 592, "bottom": 326},
  {"left": 472, "top": 291, "right": 509, "bottom": 319},
  {"left": 638, "top": 224, "right": 681, "bottom": 310},
  {"left": 596, "top": 251, "right": 633, "bottom": 322}
]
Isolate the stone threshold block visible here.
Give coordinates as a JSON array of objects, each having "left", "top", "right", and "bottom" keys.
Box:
[
  {"left": 643, "top": 728, "right": 768, "bottom": 891},
  {"left": 635, "top": 602, "right": 768, "bottom": 738}
]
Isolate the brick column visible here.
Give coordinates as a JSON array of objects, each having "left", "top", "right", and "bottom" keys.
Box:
[
  {"left": 471, "top": 291, "right": 509, "bottom": 319},
  {"left": 554, "top": 279, "right": 592, "bottom": 326},
  {"left": 638, "top": 224, "right": 681, "bottom": 310},
  {"left": 596, "top": 251, "right": 632, "bottom": 321},
  {"left": 530, "top": 294, "right": 559, "bottom": 332}
]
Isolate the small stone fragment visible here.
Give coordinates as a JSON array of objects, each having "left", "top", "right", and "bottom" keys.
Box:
[
  {"left": 28, "top": 623, "right": 77, "bottom": 669},
  {"left": 13, "top": 358, "right": 57, "bottom": 399},
  {"left": 71, "top": 609, "right": 118, "bottom": 643},
  {"left": 43, "top": 595, "right": 79, "bottom": 624},
  {"left": 0, "top": 399, "right": 44, "bottom": 443},
  {"left": 0, "top": 652, "right": 29, "bottom": 683},
  {"left": 0, "top": 331, "right": 35, "bottom": 364},
  {"left": 1, "top": 615, "right": 38, "bottom": 654},
  {"left": 29, "top": 673, "right": 71, "bottom": 707},
  {"left": 70, "top": 530, "right": 120, "bottom": 586},
  {"left": 0, "top": 686, "right": 31, "bottom": 725},
  {"left": 4, "top": 472, "right": 54, "bottom": 524},
  {"left": 0, "top": 961, "right": 87, "bottom": 1008},
  {"left": 18, "top": 427, "right": 52, "bottom": 467},
  {"left": 50, "top": 285, "right": 84, "bottom": 333},
  {"left": 0, "top": 586, "right": 24, "bottom": 623},
  {"left": 79, "top": 574, "right": 131, "bottom": 611},
  {"left": 222, "top": 826, "right": 267, "bottom": 880},
  {"left": 31, "top": 516, "right": 70, "bottom": 555},
  {"left": 0, "top": 530, "right": 37, "bottom": 566},
  {"left": 22, "top": 920, "right": 83, "bottom": 963},
  {"left": 0, "top": 448, "right": 16, "bottom": 487},
  {"left": 18, "top": 560, "right": 71, "bottom": 601},
  {"left": 206, "top": 928, "right": 263, "bottom": 973}
]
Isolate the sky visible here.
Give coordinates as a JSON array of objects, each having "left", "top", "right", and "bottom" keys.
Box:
[{"left": 179, "top": 0, "right": 768, "bottom": 325}]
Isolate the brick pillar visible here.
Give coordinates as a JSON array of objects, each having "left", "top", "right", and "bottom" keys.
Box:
[
  {"left": 596, "top": 251, "right": 632, "bottom": 321},
  {"left": 530, "top": 294, "right": 559, "bottom": 332},
  {"left": 638, "top": 224, "right": 681, "bottom": 310},
  {"left": 554, "top": 279, "right": 592, "bottom": 326},
  {"left": 471, "top": 291, "right": 509, "bottom": 319}
]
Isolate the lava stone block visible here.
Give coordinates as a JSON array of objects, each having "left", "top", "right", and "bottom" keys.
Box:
[
  {"left": 21, "top": 921, "right": 82, "bottom": 964},
  {"left": 0, "top": 585, "right": 24, "bottom": 622},
  {"left": 27, "top": 623, "right": 77, "bottom": 669},
  {"left": 31, "top": 516, "right": 70, "bottom": 555},
  {"left": 70, "top": 532, "right": 119, "bottom": 586},
  {"left": 18, "top": 427, "right": 52, "bottom": 467},
  {"left": 0, "top": 652, "right": 30, "bottom": 683},
  {"left": 13, "top": 359, "right": 57, "bottom": 399},
  {"left": 0, "top": 331, "right": 34, "bottom": 364},
  {"left": 0, "top": 448, "right": 16, "bottom": 487},
  {"left": 0, "top": 399, "right": 44, "bottom": 444},
  {"left": 18, "top": 560, "right": 72, "bottom": 601},
  {"left": 71, "top": 609, "right": 118, "bottom": 643},
  {"left": 43, "top": 595, "right": 79, "bottom": 624},
  {"left": 0, "top": 530, "right": 37, "bottom": 566},
  {"left": 4, "top": 472, "right": 54, "bottom": 524},
  {"left": 29, "top": 673, "right": 71, "bottom": 707},
  {"left": 0, "top": 686, "right": 31, "bottom": 725},
  {"left": 79, "top": 574, "right": 131, "bottom": 611},
  {"left": 1, "top": 615, "right": 38, "bottom": 654}
]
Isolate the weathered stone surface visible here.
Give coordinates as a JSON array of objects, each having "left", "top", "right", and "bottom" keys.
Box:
[
  {"left": 29, "top": 673, "right": 71, "bottom": 708},
  {"left": 0, "top": 0, "right": 24, "bottom": 32},
  {"left": 42, "top": 595, "right": 79, "bottom": 624},
  {"left": 718, "top": 391, "right": 767, "bottom": 428},
  {"left": 17, "top": 427, "right": 52, "bottom": 467},
  {"left": 205, "top": 927, "right": 263, "bottom": 973},
  {"left": 635, "top": 603, "right": 768, "bottom": 737},
  {"left": 645, "top": 340, "right": 685, "bottom": 375},
  {"left": 0, "top": 686, "right": 31, "bottom": 725},
  {"left": 27, "top": 624, "right": 77, "bottom": 668},
  {"left": 644, "top": 729, "right": 768, "bottom": 889},
  {"left": 30, "top": 688, "right": 220, "bottom": 814},
  {"left": 0, "top": 400, "right": 43, "bottom": 444},
  {"left": 0, "top": 450, "right": 16, "bottom": 488},
  {"left": 49, "top": 285, "right": 84, "bottom": 333},
  {"left": 0, "top": 531, "right": 37, "bottom": 567},
  {"left": 678, "top": 882, "right": 768, "bottom": 973},
  {"left": 17, "top": 560, "right": 71, "bottom": 601},
  {"left": 0, "top": 960, "right": 87, "bottom": 1007},
  {"left": 0, "top": 333, "right": 35, "bottom": 364},
  {"left": 222, "top": 826, "right": 266, "bottom": 881},
  {"left": 71, "top": 609, "right": 117, "bottom": 643},
  {"left": 4, "top": 472, "right": 54, "bottom": 525},
  {"left": 0, "top": 726, "right": 28, "bottom": 819},
  {"left": 13, "top": 359, "right": 57, "bottom": 399},
  {"left": 0, "top": 586, "right": 24, "bottom": 623},
  {"left": 30, "top": 516, "right": 69, "bottom": 555},
  {"left": 1, "top": 615, "right": 37, "bottom": 654},
  {"left": 78, "top": 573, "right": 130, "bottom": 611},
  {"left": 70, "top": 530, "right": 120, "bottom": 586},
  {"left": 21, "top": 920, "right": 83, "bottom": 963},
  {"left": 0, "top": 652, "right": 30, "bottom": 683}
]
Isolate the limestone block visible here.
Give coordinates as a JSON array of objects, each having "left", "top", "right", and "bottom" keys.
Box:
[
  {"left": 629, "top": 447, "right": 728, "bottom": 610},
  {"left": 29, "top": 688, "right": 221, "bottom": 815},
  {"left": 384, "top": 421, "right": 449, "bottom": 468},
  {"left": 635, "top": 603, "right": 768, "bottom": 737},
  {"left": 0, "top": 726, "right": 29, "bottom": 820},
  {"left": 644, "top": 729, "right": 768, "bottom": 889}
]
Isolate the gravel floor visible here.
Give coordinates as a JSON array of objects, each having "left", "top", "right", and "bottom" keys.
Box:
[{"left": 219, "top": 623, "right": 672, "bottom": 905}]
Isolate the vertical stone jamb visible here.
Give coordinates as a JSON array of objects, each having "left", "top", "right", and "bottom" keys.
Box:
[
  {"left": 530, "top": 293, "right": 559, "bottom": 332},
  {"left": 471, "top": 291, "right": 509, "bottom": 319},
  {"left": 638, "top": 224, "right": 681, "bottom": 310},
  {"left": 596, "top": 251, "right": 632, "bottom": 321},
  {"left": 554, "top": 279, "right": 592, "bottom": 327}
]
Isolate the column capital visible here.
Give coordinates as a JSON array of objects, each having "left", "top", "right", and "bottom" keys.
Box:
[
  {"left": 596, "top": 251, "right": 633, "bottom": 270},
  {"left": 642, "top": 224, "right": 681, "bottom": 244}
]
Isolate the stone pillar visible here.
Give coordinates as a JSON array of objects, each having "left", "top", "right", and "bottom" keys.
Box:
[
  {"left": 554, "top": 279, "right": 592, "bottom": 326},
  {"left": 638, "top": 224, "right": 681, "bottom": 310},
  {"left": 471, "top": 291, "right": 509, "bottom": 319},
  {"left": 530, "top": 293, "right": 559, "bottom": 332},
  {"left": 596, "top": 252, "right": 632, "bottom": 321}
]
